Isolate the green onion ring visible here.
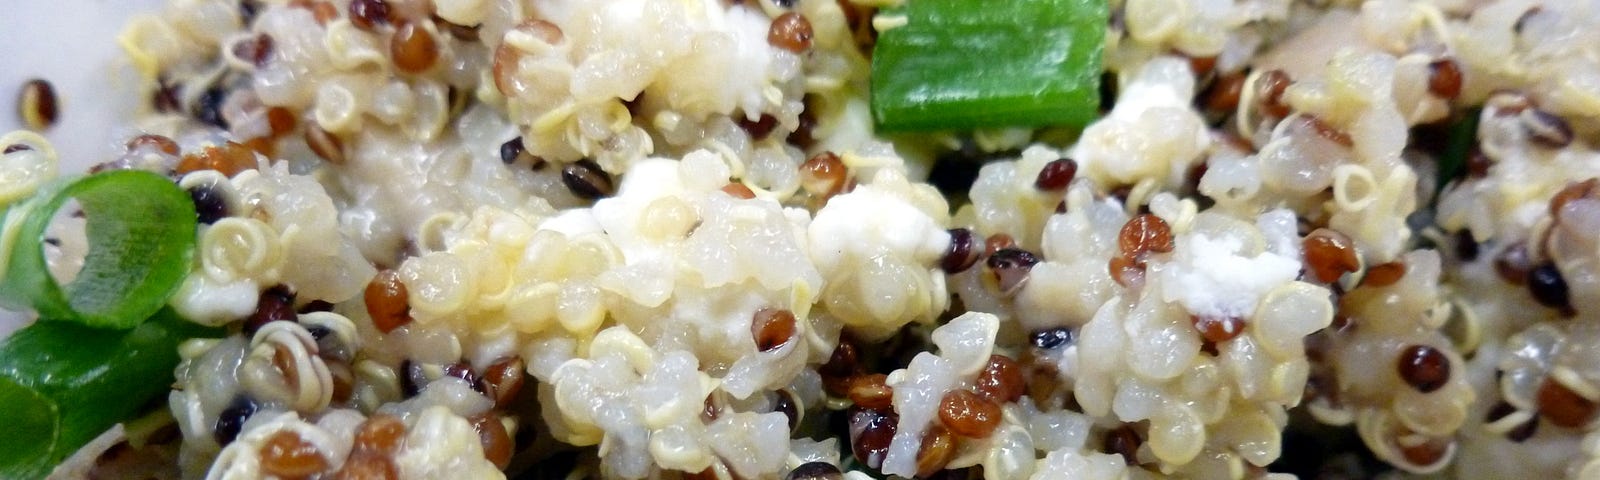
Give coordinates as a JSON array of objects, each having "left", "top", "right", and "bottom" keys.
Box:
[{"left": 0, "top": 170, "right": 197, "bottom": 329}]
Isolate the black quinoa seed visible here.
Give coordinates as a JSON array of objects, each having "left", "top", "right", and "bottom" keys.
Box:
[
  {"left": 400, "top": 359, "right": 427, "bottom": 397},
  {"left": 1453, "top": 230, "right": 1479, "bottom": 261},
  {"left": 3, "top": 144, "right": 30, "bottom": 154},
  {"left": 499, "top": 137, "right": 525, "bottom": 165},
  {"left": 1030, "top": 327, "right": 1073, "bottom": 349},
  {"left": 561, "top": 159, "right": 615, "bottom": 200},
  {"left": 443, "top": 362, "right": 484, "bottom": 394},
  {"left": 1508, "top": 416, "right": 1539, "bottom": 442},
  {"left": 1527, "top": 263, "right": 1573, "bottom": 314},
  {"left": 189, "top": 184, "right": 229, "bottom": 224},
  {"left": 786, "top": 461, "right": 842, "bottom": 480},
  {"left": 773, "top": 389, "right": 800, "bottom": 432},
  {"left": 193, "top": 87, "right": 230, "bottom": 129},
  {"left": 213, "top": 396, "right": 258, "bottom": 445},
  {"left": 987, "top": 248, "right": 1041, "bottom": 296}
]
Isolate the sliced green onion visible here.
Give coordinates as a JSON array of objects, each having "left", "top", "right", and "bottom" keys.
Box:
[
  {"left": 0, "top": 170, "right": 197, "bottom": 329},
  {"left": 1434, "top": 108, "right": 1481, "bottom": 197},
  {"left": 0, "top": 309, "right": 219, "bottom": 479},
  {"left": 870, "top": 0, "right": 1108, "bottom": 132}
]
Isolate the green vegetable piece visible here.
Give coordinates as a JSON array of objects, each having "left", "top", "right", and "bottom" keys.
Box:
[
  {"left": 1434, "top": 108, "right": 1481, "bottom": 197},
  {"left": 870, "top": 0, "right": 1108, "bottom": 132},
  {"left": 0, "top": 309, "right": 218, "bottom": 479},
  {"left": 0, "top": 170, "right": 198, "bottom": 329}
]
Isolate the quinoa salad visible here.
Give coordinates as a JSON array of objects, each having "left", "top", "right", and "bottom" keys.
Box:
[{"left": 3, "top": 0, "right": 1600, "bottom": 478}]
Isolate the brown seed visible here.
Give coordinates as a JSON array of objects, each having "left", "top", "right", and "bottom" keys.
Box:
[
  {"left": 938, "top": 389, "right": 1001, "bottom": 438},
  {"left": 821, "top": 336, "right": 861, "bottom": 397},
  {"left": 1466, "top": 151, "right": 1493, "bottom": 178},
  {"left": 974, "top": 355, "right": 1026, "bottom": 403},
  {"left": 1363, "top": 261, "right": 1407, "bottom": 288},
  {"left": 442, "top": 362, "right": 480, "bottom": 392},
  {"left": 390, "top": 21, "right": 440, "bottom": 74},
  {"left": 701, "top": 393, "right": 721, "bottom": 423},
  {"left": 1539, "top": 378, "right": 1599, "bottom": 428},
  {"left": 492, "top": 20, "right": 564, "bottom": 97},
  {"left": 767, "top": 12, "right": 814, "bottom": 53},
  {"left": 244, "top": 285, "right": 297, "bottom": 335},
  {"left": 848, "top": 407, "right": 898, "bottom": 469},
  {"left": 305, "top": 125, "right": 345, "bottom": 165},
  {"left": 348, "top": 0, "right": 391, "bottom": 30},
  {"left": 721, "top": 182, "right": 756, "bottom": 199},
  {"left": 1202, "top": 71, "right": 1247, "bottom": 116},
  {"left": 1108, "top": 256, "right": 1146, "bottom": 288},
  {"left": 736, "top": 113, "right": 780, "bottom": 140},
  {"left": 1396, "top": 345, "right": 1450, "bottom": 393},
  {"left": 1302, "top": 228, "right": 1361, "bottom": 284},
  {"left": 561, "top": 159, "right": 615, "bottom": 200},
  {"left": 1550, "top": 178, "right": 1600, "bottom": 219},
  {"left": 1304, "top": 116, "right": 1353, "bottom": 147},
  {"left": 479, "top": 356, "right": 526, "bottom": 408},
  {"left": 332, "top": 452, "right": 398, "bottom": 480},
  {"left": 177, "top": 141, "right": 258, "bottom": 177},
  {"left": 1522, "top": 109, "right": 1573, "bottom": 148},
  {"left": 1102, "top": 425, "right": 1142, "bottom": 466},
  {"left": 915, "top": 424, "right": 956, "bottom": 478},
  {"left": 941, "top": 228, "right": 981, "bottom": 274},
  {"left": 328, "top": 361, "right": 354, "bottom": 404},
  {"left": 233, "top": 33, "right": 276, "bottom": 67},
  {"left": 1185, "top": 54, "right": 1217, "bottom": 78},
  {"left": 2, "top": 144, "right": 30, "bottom": 154},
  {"left": 1428, "top": 59, "right": 1463, "bottom": 100},
  {"left": 848, "top": 374, "right": 894, "bottom": 409},
  {"left": 1034, "top": 158, "right": 1079, "bottom": 191},
  {"left": 1190, "top": 315, "right": 1245, "bottom": 343},
  {"left": 1397, "top": 437, "right": 1450, "bottom": 467},
  {"left": 353, "top": 415, "right": 406, "bottom": 455},
  {"left": 788, "top": 104, "right": 817, "bottom": 148},
  {"left": 126, "top": 134, "right": 180, "bottom": 156},
  {"left": 469, "top": 413, "right": 513, "bottom": 469},
  {"left": 1118, "top": 214, "right": 1175, "bottom": 259},
  {"left": 1257, "top": 69, "right": 1293, "bottom": 118},
  {"left": 751, "top": 308, "right": 797, "bottom": 352},
  {"left": 434, "top": 16, "right": 480, "bottom": 41},
  {"left": 365, "top": 270, "right": 412, "bottom": 334},
  {"left": 18, "top": 79, "right": 59, "bottom": 130},
  {"left": 800, "top": 151, "right": 847, "bottom": 197},
  {"left": 263, "top": 107, "right": 297, "bottom": 138},
  {"left": 1494, "top": 242, "right": 1533, "bottom": 285},
  {"left": 984, "top": 233, "right": 1017, "bottom": 257},
  {"left": 259, "top": 430, "right": 330, "bottom": 479}
]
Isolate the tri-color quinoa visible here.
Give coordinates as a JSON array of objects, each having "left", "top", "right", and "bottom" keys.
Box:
[{"left": 8, "top": 0, "right": 1600, "bottom": 478}]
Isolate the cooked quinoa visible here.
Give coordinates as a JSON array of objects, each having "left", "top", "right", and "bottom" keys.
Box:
[{"left": 6, "top": 0, "right": 1600, "bottom": 478}]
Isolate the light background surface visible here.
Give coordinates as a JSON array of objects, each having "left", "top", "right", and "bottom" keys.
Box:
[{"left": 1, "top": 0, "right": 166, "bottom": 336}]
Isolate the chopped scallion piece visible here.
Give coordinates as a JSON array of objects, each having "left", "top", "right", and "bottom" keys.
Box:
[
  {"left": 0, "top": 170, "right": 197, "bottom": 329},
  {"left": 0, "top": 309, "right": 219, "bottom": 479},
  {"left": 870, "top": 0, "right": 1108, "bottom": 132}
]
